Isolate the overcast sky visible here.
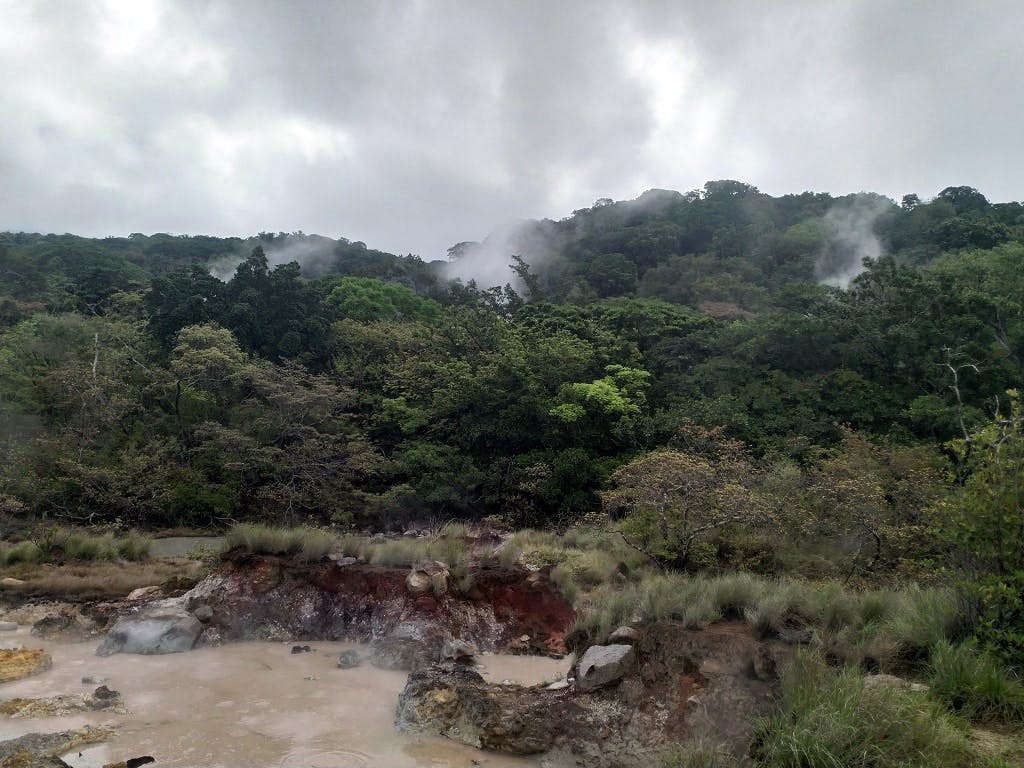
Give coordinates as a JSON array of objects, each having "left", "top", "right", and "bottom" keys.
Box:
[{"left": 2, "top": 0, "right": 1022, "bottom": 259}]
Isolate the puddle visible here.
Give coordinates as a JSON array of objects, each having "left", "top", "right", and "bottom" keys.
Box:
[{"left": 0, "top": 629, "right": 571, "bottom": 768}]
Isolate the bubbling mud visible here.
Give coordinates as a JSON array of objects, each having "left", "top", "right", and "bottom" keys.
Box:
[{"left": 0, "top": 630, "right": 570, "bottom": 768}]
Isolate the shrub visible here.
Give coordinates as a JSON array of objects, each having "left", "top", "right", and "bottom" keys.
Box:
[
  {"left": 753, "top": 651, "right": 979, "bottom": 768},
  {"left": 928, "top": 640, "right": 1024, "bottom": 724},
  {"left": 3, "top": 541, "right": 42, "bottom": 565}
]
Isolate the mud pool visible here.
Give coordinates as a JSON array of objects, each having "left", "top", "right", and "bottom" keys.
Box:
[{"left": 0, "top": 630, "right": 570, "bottom": 768}]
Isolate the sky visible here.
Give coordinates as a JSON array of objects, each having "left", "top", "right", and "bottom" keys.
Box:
[{"left": 2, "top": 0, "right": 1023, "bottom": 260}]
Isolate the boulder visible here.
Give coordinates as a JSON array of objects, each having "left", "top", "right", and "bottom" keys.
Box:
[
  {"left": 337, "top": 649, "right": 361, "bottom": 669},
  {"left": 192, "top": 604, "right": 213, "bottom": 623},
  {"left": 95, "top": 601, "right": 203, "bottom": 657},
  {"left": 397, "top": 666, "right": 559, "bottom": 755},
  {"left": 575, "top": 644, "right": 635, "bottom": 692},
  {"left": 440, "top": 639, "right": 478, "bottom": 664},
  {"left": 371, "top": 634, "right": 431, "bottom": 671},
  {"left": 405, "top": 560, "right": 449, "bottom": 597}
]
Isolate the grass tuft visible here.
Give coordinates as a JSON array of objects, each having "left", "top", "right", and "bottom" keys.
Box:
[
  {"left": 929, "top": 640, "right": 1024, "bottom": 724},
  {"left": 753, "top": 650, "right": 980, "bottom": 768}
]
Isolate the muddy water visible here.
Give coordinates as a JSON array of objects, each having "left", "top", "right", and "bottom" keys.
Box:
[{"left": 0, "top": 630, "right": 570, "bottom": 768}]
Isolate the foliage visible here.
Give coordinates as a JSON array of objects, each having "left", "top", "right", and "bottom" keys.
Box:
[
  {"left": 752, "top": 651, "right": 980, "bottom": 768},
  {"left": 928, "top": 640, "right": 1024, "bottom": 724},
  {"left": 604, "top": 426, "right": 766, "bottom": 568}
]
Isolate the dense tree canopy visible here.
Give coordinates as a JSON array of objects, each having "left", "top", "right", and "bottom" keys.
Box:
[{"left": 1, "top": 183, "right": 1021, "bottom": 541}]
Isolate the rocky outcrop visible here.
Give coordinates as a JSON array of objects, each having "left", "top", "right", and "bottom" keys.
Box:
[
  {"left": 575, "top": 643, "right": 634, "bottom": 692},
  {"left": 95, "top": 599, "right": 203, "bottom": 657},
  {"left": 0, "top": 686, "right": 124, "bottom": 717},
  {"left": 397, "top": 621, "right": 790, "bottom": 768},
  {"left": 0, "top": 649, "right": 52, "bottom": 684},
  {"left": 0, "top": 726, "right": 113, "bottom": 768},
  {"left": 182, "top": 553, "right": 574, "bottom": 658}
]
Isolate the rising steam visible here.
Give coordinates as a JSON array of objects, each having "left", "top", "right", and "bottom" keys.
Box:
[{"left": 815, "top": 195, "right": 892, "bottom": 288}]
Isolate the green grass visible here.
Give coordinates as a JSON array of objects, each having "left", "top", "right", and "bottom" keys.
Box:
[
  {"left": 753, "top": 651, "right": 981, "bottom": 768},
  {"left": 2, "top": 541, "right": 42, "bottom": 565},
  {"left": 928, "top": 640, "right": 1024, "bottom": 724},
  {"left": 225, "top": 524, "right": 335, "bottom": 563},
  {"left": 661, "top": 739, "right": 735, "bottom": 768},
  {"left": 567, "top": 572, "right": 967, "bottom": 668},
  {"left": 0, "top": 528, "right": 152, "bottom": 565}
]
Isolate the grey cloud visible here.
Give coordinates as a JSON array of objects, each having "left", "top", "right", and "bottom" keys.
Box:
[{"left": 1, "top": 0, "right": 1022, "bottom": 260}]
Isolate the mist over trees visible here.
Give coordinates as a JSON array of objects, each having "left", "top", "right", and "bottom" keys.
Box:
[{"left": 2, "top": 182, "right": 1022, "bottom": 657}]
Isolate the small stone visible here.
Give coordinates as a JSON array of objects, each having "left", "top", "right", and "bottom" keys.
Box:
[
  {"left": 127, "top": 586, "right": 162, "bottom": 601},
  {"left": 337, "top": 650, "right": 361, "bottom": 669},
  {"left": 545, "top": 680, "right": 570, "bottom": 691},
  {"left": 192, "top": 605, "right": 213, "bottom": 623},
  {"left": 0, "top": 621, "right": 17, "bottom": 631},
  {"left": 303, "top": 675, "right": 318, "bottom": 681},
  {"left": 607, "top": 626, "right": 639, "bottom": 645},
  {"left": 519, "top": 634, "right": 531, "bottom": 643},
  {"left": 440, "top": 639, "right": 478, "bottom": 664},
  {"left": 335, "top": 556, "right": 358, "bottom": 566},
  {"left": 82, "top": 676, "right": 108, "bottom": 685},
  {"left": 290, "top": 645, "right": 312, "bottom": 654},
  {"left": 0, "top": 578, "right": 25, "bottom": 588}
]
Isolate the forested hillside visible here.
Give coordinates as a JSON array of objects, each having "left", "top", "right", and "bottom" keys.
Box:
[{"left": 1, "top": 181, "right": 1021, "bottom": 532}]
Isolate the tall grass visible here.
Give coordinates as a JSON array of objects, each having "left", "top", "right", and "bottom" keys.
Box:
[
  {"left": 928, "top": 640, "right": 1024, "bottom": 724},
  {"left": 753, "top": 650, "right": 979, "bottom": 768},
  {"left": 225, "top": 524, "right": 334, "bottom": 563},
  {"left": 0, "top": 529, "right": 152, "bottom": 565},
  {"left": 568, "top": 572, "right": 967, "bottom": 666}
]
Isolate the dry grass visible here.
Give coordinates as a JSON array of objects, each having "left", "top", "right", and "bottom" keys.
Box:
[{"left": 0, "top": 559, "right": 204, "bottom": 600}]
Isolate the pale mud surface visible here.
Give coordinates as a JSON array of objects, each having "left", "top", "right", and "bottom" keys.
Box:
[{"left": 0, "top": 629, "right": 570, "bottom": 768}]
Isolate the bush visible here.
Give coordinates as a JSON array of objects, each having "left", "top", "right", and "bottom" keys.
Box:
[
  {"left": 929, "top": 640, "right": 1024, "bottom": 724},
  {"left": 753, "top": 651, "right": 980, "bottom": 768},
  {"left": 972, "top": 573, "right": 1024, "bottom": 671},
  {"left": 3, "top": 541, "right": 42, "bottom": 565}
]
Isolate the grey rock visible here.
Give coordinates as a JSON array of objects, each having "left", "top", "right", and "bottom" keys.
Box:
[
  {"left": 607, "top": 626, "right": 639, "bottom": 645},
  {"left": 545, "top": 679, "right": 570, "bottom": 691},
  {"left": 192, "top": 604, "right": 213, "bottom": 623},
  {"left": 406, "top": 559, "right": 449, "bottom": 596},
  {"left": 440, "top": 639, "right": 478, "bottom": 664},
  {"left": 575, "top": 644, "right": 635, "bottom": 692},
  {"left": 337, "top": 649, "right": 361, "bottom": 668},
  {"left": 95, "top": 600, "right": 203, "bottom": 656},
  {"left": 864, "top": 673, "right": 930, "bottom": 693},
  {"left": 81, "top": 675, "right": 107, "bottom": 685},
  {"left": 371, "top": 624, "right": 433, "bottom": 671}
]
